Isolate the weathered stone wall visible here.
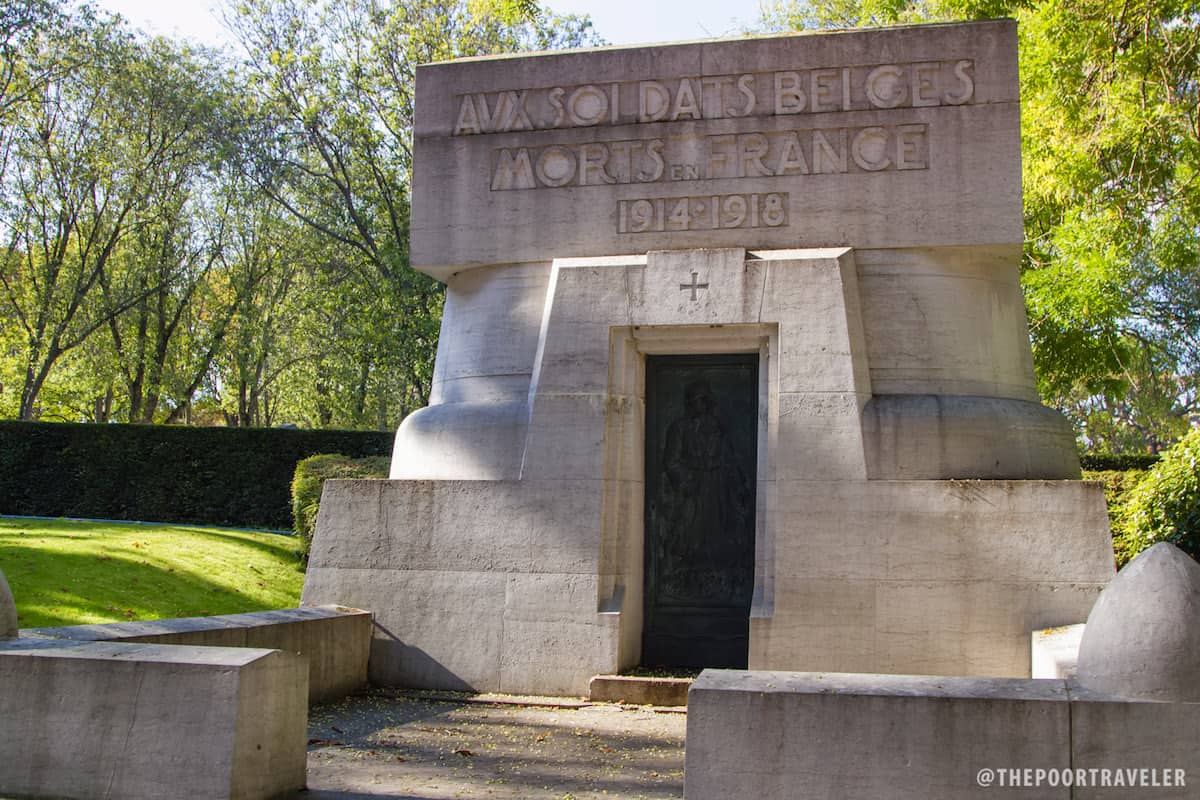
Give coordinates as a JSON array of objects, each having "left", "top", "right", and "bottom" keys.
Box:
[
  {"left": 22, "top": 606, "right": 372, "bottom": 704},
  {"left": 411, "top": 22, "right": 1021, "bottom": 276},
  {"left": 0, "top": 639, "right": 307, "bottom": 800},
  {"left": 685, "top": 669, "right": 1199, "bottom": 800}
]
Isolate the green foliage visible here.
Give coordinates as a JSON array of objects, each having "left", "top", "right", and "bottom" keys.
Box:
[
  {"left": 219, "top": 0, "right": 601, "bottom": 429},
  {"left": 291, "top": 453, "right": 390, "bottom": 561},
  {"left": 0, "top": 517, "right": 303, "bottom": 627},
  {"left": 756, "top": 0, "right": 1200, "bottom": 454},
  {"left": 1083, "top": 467, "right": 1149, "bottom": 565},
  {"left": 0, "top": 421, "right": 391, "bottom": 529},
  {"left": 1119, "top": 428, "right": 1200, "bottom": 563},
  {"left": 0, "top": 0, "right": 599, "bottom": 431}
]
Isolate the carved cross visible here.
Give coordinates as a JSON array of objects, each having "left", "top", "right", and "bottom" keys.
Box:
[{"left": 680, "top": 271, "right": 710, "bottom": 301}]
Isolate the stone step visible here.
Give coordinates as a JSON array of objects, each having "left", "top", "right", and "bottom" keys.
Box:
[{"left": 588, "top": 674, "right": 693, "bottom": 707}]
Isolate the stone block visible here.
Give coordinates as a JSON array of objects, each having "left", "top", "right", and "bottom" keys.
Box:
[
  {"left": 759, "top": 479, "right": 1112, "bottom": 677},
  {"left": 758, "top": 251, "right": 871, "bottom": 396},
  {"left": 0, "top": 639, "right": 307, "bottom": 800},
  {"left": 307, "top": 479, "right": 603, "bottom": 575},
  {"left": 862, "top": 393, "right": 1081, "bottom": 479},
  {"left": 589, "top": 675, "right": 692, "bottom": 706},
  {"left": 685, "top": 669, "right": 1071, "bottom": 800},
  {"left": 774, "top": 392, "right": 871, "bottom": 479},
  {"left": 748, "top": 578, "right": 879, "bottom": 672},
  {"left": 855, "top": 244, "right": 1039, "bottom": 400},
  {"left": 429, "top": 261, "right": 551, "bottom": 391},
  {"left": 499, "top": 572, "right": 621, "bottom": 694},
  {"left": 518, "top": 392, "right": 611, "bottom": 480},
  {"left": 685, "top": 670, "right": 1200, "bottom": 799},
  {"left": 631, "top": 249, "right": 762, "bottom": 327},
  {"left": 23, "top": 606, "right": 371, "bottom": 703},
  {"left": 308, "top": 566, "right": 508, "bottom": 691},
  {"left": 303, "top": 478, "right": 638, "bottom": 694},
  {"left": 220, "top": 608, "right": 371, "bottom": 703},
  {"left": 1069, "top": 683, "right": 1200, "bottom": 799},
  {"left": 411, "top": 22, "right": 1022, "bottom": 276}
]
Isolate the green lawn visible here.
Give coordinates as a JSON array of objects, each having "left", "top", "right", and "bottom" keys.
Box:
[{"left": 0, "top": 517, "right": 304, "bottom": 628}]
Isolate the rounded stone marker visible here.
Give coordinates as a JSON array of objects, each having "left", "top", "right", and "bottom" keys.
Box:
[
  {"left": 1077, "top": 542, "right": 1200, "bottom": 701},
  {"left": 0, "top": 568, "right": 17, "bottom": 639}
]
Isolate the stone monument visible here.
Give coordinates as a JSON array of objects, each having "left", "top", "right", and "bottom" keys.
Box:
[{"left": 302, "top": 19, "right": 1117, "bottom": 695}]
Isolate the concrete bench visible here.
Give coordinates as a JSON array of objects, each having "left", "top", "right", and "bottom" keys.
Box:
[
  {"left": 685, "top": 669, "right": 1199, "bottom": 800},
  {"left": 23, "top": 605, "right": 371, "bottom": 703},
  {"left": 0, "top": 637, "right": 307, "bottom": 800}
]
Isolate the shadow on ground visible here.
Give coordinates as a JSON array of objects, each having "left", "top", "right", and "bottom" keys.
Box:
[{"left": 294, "top": 690, "right": 687, "bottom": 800}]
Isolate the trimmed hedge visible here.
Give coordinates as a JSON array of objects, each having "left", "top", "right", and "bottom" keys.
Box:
[
  {"left": 1080, "top": 452, "right": 1161, "bottom": 471},
  {"left": 292, "top": 453, "right": 391, "bottom": 562},
  {"left": 0, "top": 421, "right": 392, "bottom": 530}
]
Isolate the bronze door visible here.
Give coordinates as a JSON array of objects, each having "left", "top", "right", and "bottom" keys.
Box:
[{"left": 642, "top": 354, "right": 758, "bottom": 668}]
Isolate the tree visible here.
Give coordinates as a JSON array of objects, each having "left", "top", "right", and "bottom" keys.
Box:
[
  {"left": 0, "top": 19, "right": 245, "bottom": 421},
  {"left": 758, "top": 0, "right": 1200, "bottom": 452},
  {"left": 94, "top": 40, "right": 244, "bottom": 424},
  {"left": 223, "top": 0, "right": 600, "bottom": 427},
  {"left": 0, "top": 17, "right": 146, "bottom": 419},
  {"left": 0, "top": 0, "right": 601, "bottom": 428},
  {"left": 1, "top": 1, "right": 65, "bottom": 136},
  {"left": 207, "top": 184, "right": 310, "bottom": 428}
]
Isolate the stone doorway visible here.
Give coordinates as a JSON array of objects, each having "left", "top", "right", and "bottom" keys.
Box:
[{"left": 642, "top": 354, "right": 758, "bottom": 668}]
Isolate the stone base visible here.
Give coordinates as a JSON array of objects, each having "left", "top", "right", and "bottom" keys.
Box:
[
  {"left": 685, "top": 669, "right": 1199, "bottom": 800},
  {"left": 303, "top": 476, "right": 1113, "bottom": 696},
  {"left": 302, "top": 478, "right": 624, "bottom": 696},
  {"left": 0, "top": 638, "right": 307, "bottom": 800},
  {"left": 589, "top": 675, "right": 692, "bottom": 706},
  {"left": 751, "top": 478, "right": 1114, "bottom": 678},
  {"left": 22, "top": 605, "right": 372, "bottom": 703}
]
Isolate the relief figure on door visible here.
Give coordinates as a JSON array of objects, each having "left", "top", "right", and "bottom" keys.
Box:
[{"left": 655, "top": 378, "right": 754, "bottom": 606}]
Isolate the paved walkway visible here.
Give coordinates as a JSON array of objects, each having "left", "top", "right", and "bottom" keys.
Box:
[{"left": 294, "top": 690, "right": 687, "bottom": 800}]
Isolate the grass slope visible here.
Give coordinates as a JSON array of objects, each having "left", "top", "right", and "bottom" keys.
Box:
[{"left": 0, "top": 517, "right": 304, "bottom": 628}]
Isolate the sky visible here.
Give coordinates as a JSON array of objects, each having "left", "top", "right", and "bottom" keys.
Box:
[{"left": 93, "top": 0, "right": 763, "bottom": 49}]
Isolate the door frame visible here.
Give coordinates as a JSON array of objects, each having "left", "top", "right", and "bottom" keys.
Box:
[{"left": 598, "top": 323, "right": 778, "bottom": 672}]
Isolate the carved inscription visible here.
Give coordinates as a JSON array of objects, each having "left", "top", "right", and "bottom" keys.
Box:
[
  {"left": 492, "top": 124, "right": 927, "bottom": 191},
  {"left": 617, "top": 193, "right": 788, "bottom": 234},
  {"left": 454, "top": 60, "right": 974, "bottom": 135}
]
